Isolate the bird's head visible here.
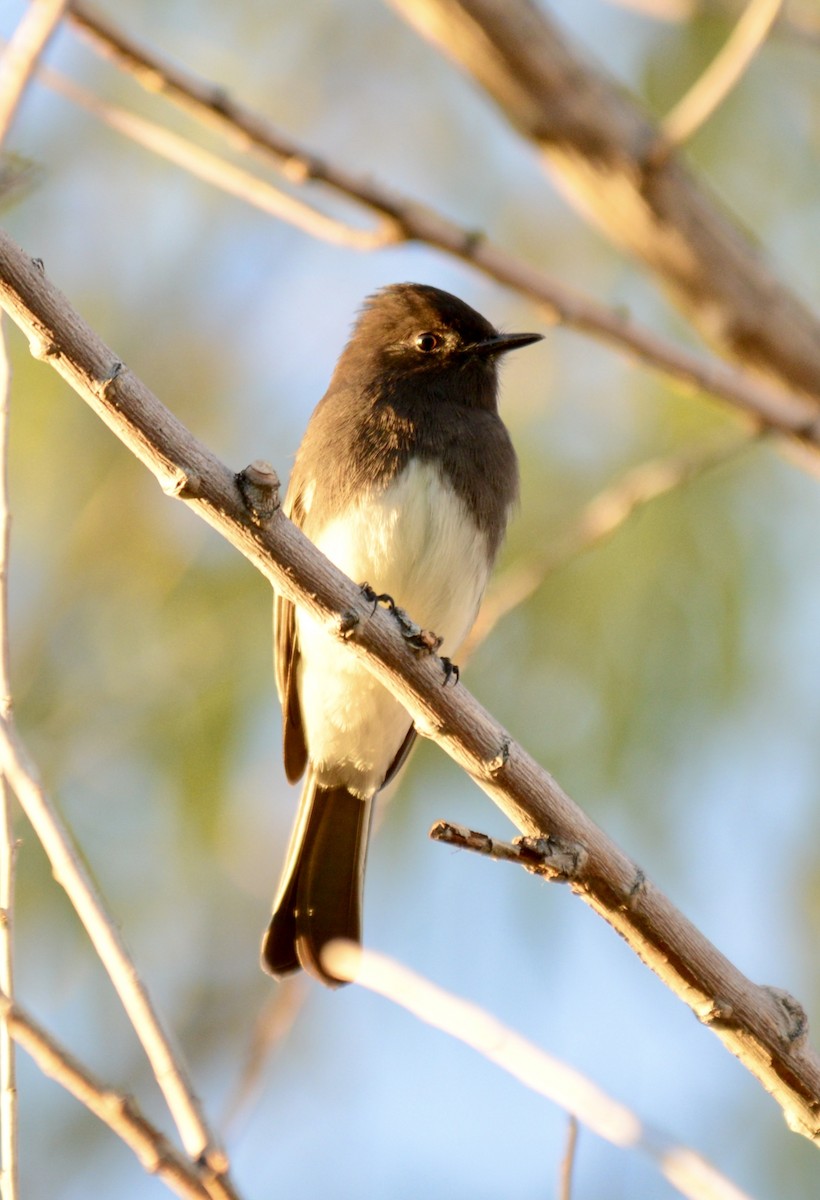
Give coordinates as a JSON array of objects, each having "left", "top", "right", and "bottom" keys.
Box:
[{"left": 333, "top": 283, "right": 542, "bottom": 411}]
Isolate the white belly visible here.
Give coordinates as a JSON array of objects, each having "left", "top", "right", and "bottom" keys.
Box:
[{"left": 296, "top": 460, "right": 492, "bottom": 797}]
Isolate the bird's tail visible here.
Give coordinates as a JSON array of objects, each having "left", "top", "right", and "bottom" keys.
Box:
[{"left": 262, "top": 773, "right": 372, "bottom": 987}]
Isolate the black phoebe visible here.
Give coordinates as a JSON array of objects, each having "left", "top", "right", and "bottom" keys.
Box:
[{"left": 262, "top": 283, "right": 541, "bottom": 986}]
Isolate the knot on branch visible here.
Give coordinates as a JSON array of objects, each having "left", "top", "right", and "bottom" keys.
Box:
[
  {"left": 513, "top": 833, "right": 588, "bottom": 882},
  {"left": 763, "top": 986, "right": 810, "bottom": 1050},
  {"left": 486, "top": 737, "right": 511, "bottom": 775},
  {"left": 236, "top": 460, "right": 280, "bottom": 525}
]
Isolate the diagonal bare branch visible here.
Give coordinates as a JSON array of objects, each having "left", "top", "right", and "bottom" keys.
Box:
[
  {"left": 324, "top": 942, "right": 758, "bottom": 1200},
  {"left": 0, "top": 0, "right": 69, "bottom": 144},
  {"left": 385, "top": 0, "right": 820, "bottom": 400},
  {"left": 3, "top": 998, "right": 231, "bottom": 1200},
  {"left": 36, "top": 61, "right": 401, "bottom": 250},
  {"left": 0, "top": 709, "right": 237, "bottom": 1195},
  {"left": 0, "top": 4, "right": 74, "bottom": 1193},
  {"left": 0, "top": 224, "right": 817, "bottom": 1143},
  {"left": 0, "top": 319, "right": 16, "bottom": 1200},
  {"left": 599, "top": 0, "right": 820, "bottom": 47}
]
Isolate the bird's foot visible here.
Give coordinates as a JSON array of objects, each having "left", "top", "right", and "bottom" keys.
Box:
[{"left": 359, "top": 584, "right": 458, "bottom": 684}]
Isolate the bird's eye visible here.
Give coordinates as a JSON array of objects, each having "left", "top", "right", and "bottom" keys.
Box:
[{"left": 414, "top": 331, "right": 442, "bottom": 353}]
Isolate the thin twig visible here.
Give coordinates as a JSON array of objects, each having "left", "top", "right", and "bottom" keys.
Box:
[
  {"left": 62, "top": 3, "right": 820, "bottom": 449},
  {"left": 0, "top": 715, "right": 236, "bottom": 1195},
  {"left": 0, "top": 318, "right": 16, "bottom": 1200},
  {"left": 323, "top": 943, "right": 757, "bottom": 1200},
  {"left": 0, "top": 0, "right": 69, "bottom": 144},
  {"left": 1, "top": 997, "right": 224, "bottom": 1200},
  {"left": 429, "top": 820, "right": 587, "bottom": 881},
  {"left": 559, "top": 1116, "right": 579, "bottom": 1200},
  {"left": 34, "top": 62, "right": 401, "bottom": 250},
  {"left": 0, "top": 231, "right": 818, "bottom": 1141},
  {"left": 463, "top": 435, "right": 752, "bottom": 659},
  {"left": 599, "top": 0, "right": 820, "bottom": 47},
  {"left": 662, "top": 0, "right": 784, "bottom": 148}
]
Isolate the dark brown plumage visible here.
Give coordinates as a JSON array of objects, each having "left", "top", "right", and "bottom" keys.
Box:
[{"left": 262, "top": 283, "right": 541, "bottom": 986}]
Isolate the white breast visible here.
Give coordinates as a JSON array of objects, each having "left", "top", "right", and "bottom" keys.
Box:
[{"left": 296, "top": 460, "right": 493, "bottom": 797}]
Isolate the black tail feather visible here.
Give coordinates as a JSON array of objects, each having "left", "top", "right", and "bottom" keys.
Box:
[{"left": 262, "top": 777, "right": 371, "bottom": 987}]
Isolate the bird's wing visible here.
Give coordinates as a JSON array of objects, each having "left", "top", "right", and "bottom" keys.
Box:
[
  {"left": 382, "top": 724, "right": 417, "bottom": 788},
  {"left": 274, "top": 491, "right": 308, "bottom": 784}
]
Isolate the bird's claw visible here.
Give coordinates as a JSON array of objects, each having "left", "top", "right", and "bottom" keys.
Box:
[
  {"left": 360, "top": 582, "right": 396, "bottom": 613},
  {"left": 359, "top": 584, "right": 456, "bottom": 683},
  {"left": 440, "top": 657, "right": 460, "bottom": 686}
]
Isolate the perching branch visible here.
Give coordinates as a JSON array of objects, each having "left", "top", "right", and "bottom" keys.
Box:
[
  {"left": 0, "top": 226, "right": 818, "bottom": 1144},
  {"left": 62, "top": 3, "right": 820, "bottom": 457},
  {"left": 386, "top": 0, "right": 820, "bottom": 401}
]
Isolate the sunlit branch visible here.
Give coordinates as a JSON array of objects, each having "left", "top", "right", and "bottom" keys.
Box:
[
  {"left": 598, "top": 0, "right": 820, "bottom": 47},
  {"left": 2, "top": 998, "right": 233, "bottom": 1200},
  {"left": 0, "top": 4, "right": 73, "bottom": 1193},
  {"left": 323, "top": 942, "right": 756, "bottom": 1200},
  {"left": 0, "top": 321, "right": 15, "bottom": 1200},
  {"left": 661, "top": 0, "right": 783, "bottom": 148},
  {"left": 38, "top": 64, "right": 401, "bottom": 250},
  {"left": 559, "top": 1116, "right": 579, "bottom": 1200},
  {"left": 0, "top": 711, "right": 237, "bottom": 1195},
  {"left": 386, "top": 0, "right": 820, "bottom": 400},
  {"left": 0, "top": 0, "right": 69, "bottom": 143}
]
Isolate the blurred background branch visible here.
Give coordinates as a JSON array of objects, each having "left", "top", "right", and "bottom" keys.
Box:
[
  {"left": 463, "top": 432, "right": 752, "bottom": 658},
  {"left": 325, "top": 942, "right": 756, "bottom": 1200},
  {"left": 4, "top": 998, "right": 232, "bottom": 1200},
  {"left": 0, "top": 0, "right": 68, "bottom": 141},
  {"left": 660, "top": 0, "right": 783, "bottom": 148},
  {"left": 599, "top": 0, "right": 819, "bottom": 45},
  {"left": 386, "top": 0, "right": 820, "bottom": 398},
  {"left": 0, "top": 701, "right": 238, "bottom": 1193},
  {"left": 61, "top": 4, "right": 820, "bottom": 456},
  {"left": 0, "top": 321, "right": 16, "bottom": 1200}
]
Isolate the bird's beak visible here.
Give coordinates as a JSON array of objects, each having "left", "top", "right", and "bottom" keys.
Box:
[{"left": 469, "top": 331, "right": 543, "bottom": 357}]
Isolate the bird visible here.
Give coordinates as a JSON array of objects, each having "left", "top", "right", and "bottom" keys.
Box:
[{"left": 261, "top": 282, "right": 541, "bottom": 986}]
